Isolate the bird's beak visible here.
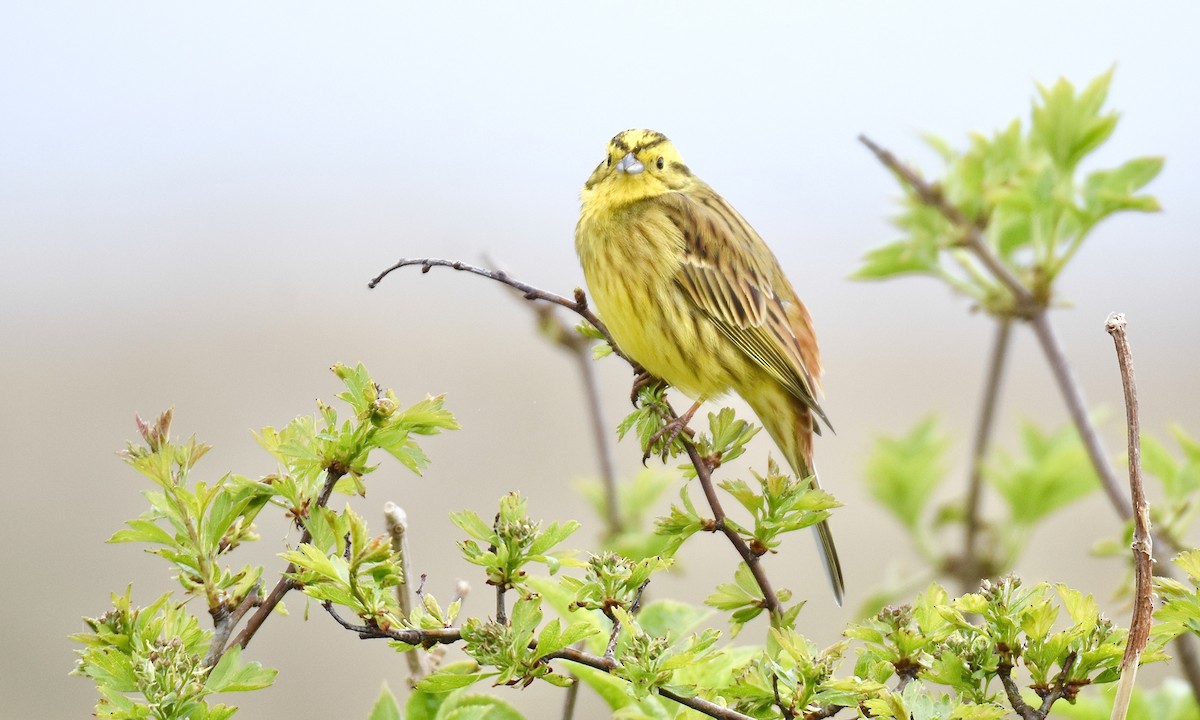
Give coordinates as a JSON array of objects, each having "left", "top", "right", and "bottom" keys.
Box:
[{"left": 615, "top": 152, "right": 645, "bottom": 175}]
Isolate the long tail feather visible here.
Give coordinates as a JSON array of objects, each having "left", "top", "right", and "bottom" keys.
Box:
[
  {"left": 749, "top": 390, "right": 845, "bottom": 605},
  {"left": 812, "top": 517, "right": 845, "bottom": 606}
]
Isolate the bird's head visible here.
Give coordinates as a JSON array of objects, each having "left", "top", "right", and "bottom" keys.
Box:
[{"left": 581, "top": 129, "right": 694, "bottom": 207}]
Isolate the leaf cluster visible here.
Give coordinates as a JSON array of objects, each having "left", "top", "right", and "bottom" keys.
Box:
[
  {"left": 71, "top": 589, "right": 274, "bottom": 720},
  {"left": 855, "top": 69, "right": 1162, "bottom": 315},
  {"left": 74, "top": 364, "right": 457, "bottom": 720},
  {"left": 863, "top": 417, "right": 1099, "bottom": 604}
]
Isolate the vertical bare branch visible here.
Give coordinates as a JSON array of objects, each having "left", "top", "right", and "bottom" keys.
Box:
[
  {"left": 1106, "top": 313, "right": 1154, "bottom": 720},
  {"left": 961, "top": 317, "right": 1012, "bottom": 591}
]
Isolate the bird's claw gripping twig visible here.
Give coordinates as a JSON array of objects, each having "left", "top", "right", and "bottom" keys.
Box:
[
  {"left": 629, "top": 369, "right": 664, "bottom": 407},
  {"left": 642, "top": 400, "right": 701, "bottom": 464}
]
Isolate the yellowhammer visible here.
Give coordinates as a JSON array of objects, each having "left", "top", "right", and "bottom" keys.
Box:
[{"left": 575, "top": 129, "right": 844, "bottom": 604}]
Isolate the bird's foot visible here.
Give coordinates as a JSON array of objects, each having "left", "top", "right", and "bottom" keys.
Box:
[
  {"left": 642, "top": 400, "right": 701, "bottom": 464},
  {"left": 629, "top": 369, "right": 664, "bottom": 407}
]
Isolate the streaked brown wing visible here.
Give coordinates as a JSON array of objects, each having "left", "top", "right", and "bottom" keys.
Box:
[{"left": 662, "top": 187, "right": 831, "bottom": 432}]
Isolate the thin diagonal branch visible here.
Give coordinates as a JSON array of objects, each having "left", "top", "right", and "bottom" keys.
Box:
[
  {"left": 202, "top": 585, "right": 261, "bottom": 668},
  {"left": 496, "top": 270, "right": 624, "bottom": 536},
  {"left": 1036, "top": 652, "right": 1078, "bottom": 717},
  {"left": 998, "top": 660, "right": 1039, "bottom": 720},
  {"left": 1030, "top": 314, "right": 1131, "bottom": 517},
  {"left": 225, "top": 466, "right": 347, "bottom": 655},
  {"left": 684, "top": 432, "right": 783, "bottom": 620},
  {"left": 961, "top": 316, "right": 1012, "bottom": 591},
  {"left": 368, "top": 257, "right": 630, "bottom": 365}
]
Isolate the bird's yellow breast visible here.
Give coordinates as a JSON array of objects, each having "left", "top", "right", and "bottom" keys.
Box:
[{"left": 575, "top": 199, "right": 741, "bottom": 399}]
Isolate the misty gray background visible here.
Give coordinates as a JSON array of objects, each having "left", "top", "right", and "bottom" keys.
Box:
[{"left": 3, "top": 2, "right": 1199, "bottom": 718}]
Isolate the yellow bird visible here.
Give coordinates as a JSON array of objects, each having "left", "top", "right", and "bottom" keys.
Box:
[{"left": 575, "top": 129, "right": 843, "bottom": 605}]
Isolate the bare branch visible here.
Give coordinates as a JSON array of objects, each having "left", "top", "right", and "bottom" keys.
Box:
[
  {"left": 487, "top": 260, "right": 624, "bottom": 537},
  {"left": 961, "top": 317, "right": 1012, "bottom": 591},
  {"left": 368, "top": 257, "right": 630, "bottom": 365},
  {"left": 1106, "top": 313, "right": 1154, "bottom": 720},
  {"left": 202, "top": 586, "right": 261, "bottom": 668},
  {"left": 1030, "top": 314, "right": 1132, "bottom": 518}
]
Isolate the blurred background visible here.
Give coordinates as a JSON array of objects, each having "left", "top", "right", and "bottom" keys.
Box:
[{"left": 3, "top": 2, "right": 1199, "bottom": 717}]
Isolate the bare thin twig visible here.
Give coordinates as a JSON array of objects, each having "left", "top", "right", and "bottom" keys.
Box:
[
  {"left": 560, "top": 674, "right": 582, "bottom": 720},
  {"left": 202, "top": 586, "right": 261, "bottom": 668},
  {"left": 495, "top": 271, "right": 623, "bottom": 536},
  {"left": 1106, "top": 313, "right": 1154, "bottom": 720},
  {"left": 806, "top": 704, "right": 845, "bottom": 719},
  {"left": 1038, "top": 652, "right": 1079, "bottom": 716},
  {"left": 961, "top": 317, "right": 1012, "bottom": 591},
  {"left": 1030, "top": 314, "right": 1132, "bottom": 517},
  {"left": 368, "top": 257, "right": 630, "bottom": 365}
]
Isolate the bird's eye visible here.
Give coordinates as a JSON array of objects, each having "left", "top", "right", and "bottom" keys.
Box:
[{"left": 656, "top": 157, "right": 665, "bottom": 170}]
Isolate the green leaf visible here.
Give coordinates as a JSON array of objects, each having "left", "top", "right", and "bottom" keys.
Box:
[
  {"left": 204, "top": 645, "right": 277, "bottom": 693},
  {"left": 416, "top": 671, "right": 488, "bottom": 693},
  {"left": 864, "top": 417, "right": 948, "bottom": 531},
  {"left": 852, "top": 237, "right": 940, "bottom": 280},
  {"left": 1174, "top": 550, "right": 1200, "bottom": 586},
  {"left": 450, "top": 510, "right": 496, "bottom": 544},
  {"left": 368, "top": 683, "right": 402, "bottom": 720},
  {"left": 1031, "top": 69, "right": 1117, "bottom": 170},
  {"left": 108, "top": 518, "right": 177, "bottom": 547},
  {"left": 986, "top": 421, "right": 1098, "bottom": 525},
  {"left": 436, "top": 694, "right": 526, "bottom": 720}
]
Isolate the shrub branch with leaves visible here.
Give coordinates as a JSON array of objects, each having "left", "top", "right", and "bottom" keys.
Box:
[{"left": 74, "top": 70, "right": 1200, "bottom": 720}]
